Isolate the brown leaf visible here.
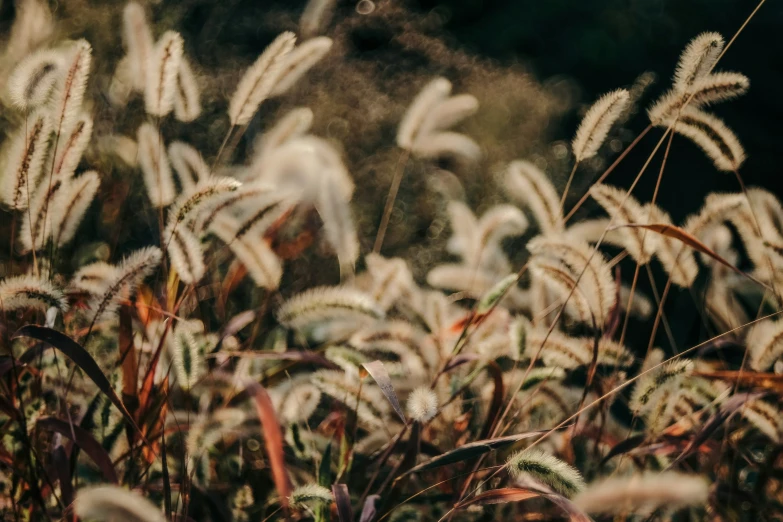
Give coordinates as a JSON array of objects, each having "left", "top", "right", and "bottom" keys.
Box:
[
  {"left": 248, "top": 382, "right": 292, "bottom": 510},
  {"left": 37, "top": 416, "right": 118, "bottom": 484},
  {"left": 455, "top": 487, "right": 541, "bottom": 509},
  {"left": 332, "top": 484, "right": 353, "bottom": 522},
  {"left": 617, "top": 223, "right": 769, "bottom": 290}
]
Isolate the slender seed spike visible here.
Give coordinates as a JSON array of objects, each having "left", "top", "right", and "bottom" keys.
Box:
[
  {"left": 271, "top": 37, "right": 333, "bottom": 96},
  {"left": 1, "top": 111, "right": 52, "bottom": 209},
  {"left": 0, "top": 274, "right": 67, "bottom": 312},
  {"left": 145, "top": 31, "right": 184, "bottom": 117},
  {"left": 229, "top": 32, "right": 296, "bottom": 126},
  {"left": 49, "top": 39, "right": 92, "bottom": 137},
  {"left": 51, "top": 170, "right": 101, "bottom": 247},
  {"left": 673, "top": 32, "right": 725, "bottom": 91},
  {"left": 397, "top": 77, "right": 452, "bottom": 149},
  {"left": 174, "top": 57, "right": 201, "bottom": 122},
  {"left": 506, "top": 449, "right": 585, "bottom": 497},
  {"left": 122, "top": 1, "right": 155, "bottom": 92},
  {"left": 571, "top": 89, "right": 629, "bottom": 162},
  {"left": 137, "top": 122, "right": 175, "bottom": 207}
]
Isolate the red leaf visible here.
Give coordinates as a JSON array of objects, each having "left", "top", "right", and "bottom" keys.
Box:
[{"left": 248, "top": 382, "right": 292, "bottom": 510}]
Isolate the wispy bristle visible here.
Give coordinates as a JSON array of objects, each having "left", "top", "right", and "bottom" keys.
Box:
[
  {"left": 506, "top": 449, "right": 585, "bottom": 497},
  {"left": 741, "top": 399, "right": 782, "bottom": 441},
  {"left": 7, "top": 47, "right": 64, "bottom": 110},
  {"left": 0, "top": 274, "right": 67, "bottom": 312},
  {"left": 209, "top": 215, "right": 283, "bottom": 289},
  {"left": 271, "top": 36, "right": 333, "bottom": 96},
  {"left": 571, "top": 89, "right": 629, "bottom": 162},
  {"left": 228, "top": 32, "right": 296, "bottom": 126},
  {"left": 673, "top": 32, "right": 725, "bottom": 91},
  {"left": 144, "top": 31, "right": 184, "bottom": 117},
  {"left": 315, "top": 176, "right": 359, "bottom": 276},
  {"left": 574, "top": 472, "right": 709, "bottom": 515},
  {"left": 137, "top": 122, "right": 175, "bottom": 207}
]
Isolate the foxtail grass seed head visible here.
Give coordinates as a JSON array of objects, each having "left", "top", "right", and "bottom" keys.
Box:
[
  {"left": 229, "top": 31, "right": 296, "bottom": 126},
  {"left": 122, "top": 1, "right": 155, "bottom": 92},
  {"left": 0, "top": 275, "right": 67, "bottom": 312},
  {"left": 2, "top": 111, "right": 52, "bottom": 210},
  {"left": 271, "top": 36, "right": 333, "bottom": 96},
  {"left": 574, "top": 472, "right": 709, "bottom": 515},
  {"left": 666, "top": 107, "right": 745, "bottom": 172},
  {"left": 397, "top": 77, "right": 451, "bottom": 149},
  {"left": 406, "top": 386, "right": 438, "bottom": 422},
  {"left": 673, "top": 32, "right": 725, "bottom": 91},
  {"left": 505, "top": 160, "right": 564, "bottom": 234},
  {"left": 52, "top": 113, "right": 93, "bottom": 180},
  {"left": 74, "top": 485, "right": 166, "bottom": 522},
  {"left": 277, "top": 286, "right": 384, "bottom": 330},
  {"left": 7, "top": 48, "right": 64, "bottom": 110},
  {"left": 137, "top": 122, "right": 176, "bottom": 207},
  {"left": 50, "top": 39, "right": 91, "bottom": 136},
  {"left": 171, "top": 320, "right": 207, "bottom": 391},
  {"left": 506, "top": 449, "right": 585, "bottom": 497},
  {"left": 168, "top": 141, "right": 209, "bottom": 192},
  {"left": 571, "top": 89, "right": 629, "bottom": 162},
  {"left": 630, "top": 359, "right": 693, "bottom": 413},
  {"left": 166, "top": 225, "right": 206, "bottom": 284},
  {"left": 589, "top": 183, "right": 656, "bottom": 264},
  {"left": 174, "top": 57, "right": 201, "bottom": 122},
  {"left": 144, "top": 31, "right": 184, "bottom": 117},
  {"left": 290, "top": 484, "right": 333, "bottom": 508}
]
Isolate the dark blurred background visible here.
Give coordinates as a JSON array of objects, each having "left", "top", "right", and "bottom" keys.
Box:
[{"left": 412, "top": 0, "right": 783, "bottom": 223}]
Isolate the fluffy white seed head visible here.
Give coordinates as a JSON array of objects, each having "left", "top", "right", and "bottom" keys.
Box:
[
  {"left": 1, "top": 111, "right": 53, "bottom": 209},
  {"left": 74, "top": 485, "right": 166, "bottom": 522},
  {"left": 229, "top": 32, "right": 296, "bottom": 126},
  {"left": 0, "top": 275, "right": 67, "bottom": 312},
  {"left": 145, "top": 31, "right": 184, "bottom": 117},
  {"left": 7, "top": 47, "right": 64, "bottom": 110},
  {"left": 505, "top": 160, "right": 563, "bottom": 235},
  {"left": 137, "top": 122, "right": 175, "bottom": 207},
  {"left": 574, "top": 472, "right": 709, "bottom": 515},
  {"left": 406, "top": 386, "right": 438, "bottom": 422},
  {"left": 571, "top": 89, "right": 629, "bottom": 162},
  {"left": 673, "top": 32, "right": 725, "bottom": 91},
  {"left": 51, "top": 170, "right": 101, "bottom": 247},
  {"left": 122, "top": 1, "right": 155, "bottom": 92},
  {"left": 49, "top": 39, "right": 91, "bottom": 136},
  {"left": 174, "top": 57, "right": 201, "bottom": 122},
  {"left": 397, "top": 77, "right": 452, "bottom": 149},
  {"left": 271, "top": 36, "right": 333, "bottom": 96},
  {"left": 507, "top": 449, "right": 585, "bottom": 497}
]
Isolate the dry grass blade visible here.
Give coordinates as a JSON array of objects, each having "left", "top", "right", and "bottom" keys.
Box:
[
  {"left": 332, "top": 484, "right": 353, "bottom": 522},
  {"left": 616, "top": 223, "right": 770, "bottom": 289},
  {"left": 454, "top": 487, "right": 541, "bottom": 509},
  {"left": 405, "top": 432, "right": 544, "bottom": 475},
  {"left": 248, "top": 382, "right": 292, "bottom": 510},
  {"left": 36, "top": 416, "right": 118, "bottom": 484},
  {"left": 14, "top": 326, "right": 141, "bottom": 436},
  {"left": 362, "top": 360, "right": 406, "bottom": 423}
]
